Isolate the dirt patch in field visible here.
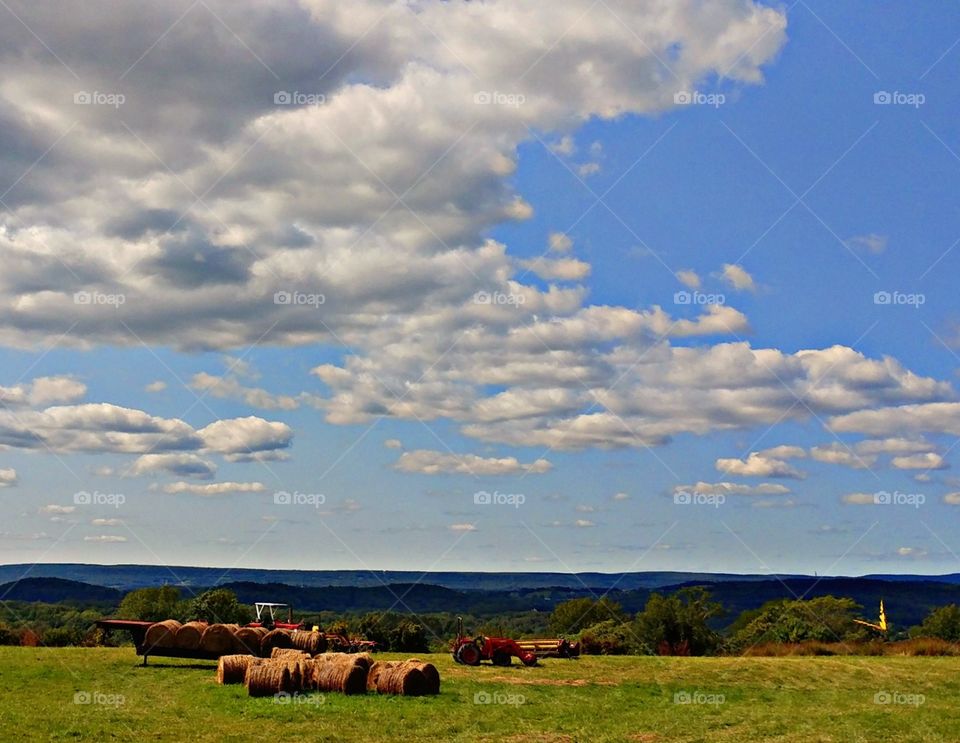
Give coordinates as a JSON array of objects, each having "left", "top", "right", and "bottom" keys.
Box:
[{"left": 489, "top": 676, "right": 617, "bottom": 687}]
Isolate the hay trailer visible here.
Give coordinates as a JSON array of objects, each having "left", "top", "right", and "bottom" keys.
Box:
[
  {"left": 95, "top": 619, "right": 224, "bottom": 665},
  {"left": 451, "top": 617, "right": 538, "bottom": 667},
  {"left": 514, "top": 637, "right": 581, "bottom": 659}
]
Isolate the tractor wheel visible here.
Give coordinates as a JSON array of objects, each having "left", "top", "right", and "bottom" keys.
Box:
[
  {"left": 456, "top": 642, "right": 482, "bottom": 666},
  {"left": 520, "top": 653, "right": 538, "bottom": 667},
  {"left": 491, "top": 650, "right": 512, "bottom": 667}
]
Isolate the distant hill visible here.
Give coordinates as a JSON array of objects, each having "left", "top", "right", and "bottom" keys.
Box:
[
  {"left": 219, "top": 581, "right": 651, "bottom": 615},
  {"left": 0, "top": 577, "right": 122, "bottom": 604},
  {"left": 0, "top": 563, "right": 812, "bottom": 592},
  {"left": 863, "top": 574, "right": 960, "bottom": 584}
]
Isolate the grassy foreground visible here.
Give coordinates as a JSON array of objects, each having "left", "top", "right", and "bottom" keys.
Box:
[{"left": 1, "top": 648, "right": 960, "bottom": 742}]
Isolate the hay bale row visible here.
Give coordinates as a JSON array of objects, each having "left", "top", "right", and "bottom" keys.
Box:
[
  {"left": 217, "top": 654, "right": 262, "bottom": 685},
  {"left": 144, "top": 620, "right": 181, "bottom": 649},
  {"left": 235, "top": 655, "right": 439, "bottom": 698},
  {"left": 145, "top": 621, "right": 342, "bottom": 661},
  {"left": 146, "top": 620, "right": 275, "bottom": 657},
  {"left": 246, "top": 663, "right": 293, "bottom": 697},
  {"left": 367, "top": 660, "right": 438, "bottom": 696}
]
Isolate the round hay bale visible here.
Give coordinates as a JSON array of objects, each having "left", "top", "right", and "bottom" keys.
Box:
[
  {"left": 200, "top": 623, "right": 236, "bottom": 655},
  {"left": 314, "top": 654, "right": 368, "bottom": 695},
  {"left": 144, "top": 620, "right": 181, "bottom": 650},
  {"left": 286, "top": 660, "right": 303, "bottom": 692},
  {"left": 365, "top": 660, "right": 393, "bottom": 692},
  {"left": 270, "top": 647, "right": 308, "bottom": 659},
  {"left": 300, "top": 659, "right": 318, "bottom": 691},
  {"left": 314, "top": 651, "right": 359, "bottom": 664},
  {"left": 290, "top": 630, "right": 327, "bottom": 655},
  {"left": 370, "top": 660, "right": 428, "bottom": 696},
  {"left": 351, "top": 652, "right": 374, "bottom": 671},
  {"left": 216, "top": 654, "right": 260, "bottom": 685},
  {"left": 261, "top": 629, "right": 293, "bottom": 657},
  {"left": 266, "top": 658, "right": 306, "bottom": 691},
  {"left": 234, "top": 627, "right": 263, "bottom": 656},
  {"left": 405, "top": 659, "right": 440, "bottom": 695},
  {"left": 246, "top": 663, "right": 292, "bottom": 697},
  {"left": 174, "top": 621, "right": 207, "bottom": 650}
]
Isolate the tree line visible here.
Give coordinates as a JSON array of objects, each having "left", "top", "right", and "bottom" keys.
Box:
[{"left": 3, "top": 585, "right": 960, "bottom": 654}]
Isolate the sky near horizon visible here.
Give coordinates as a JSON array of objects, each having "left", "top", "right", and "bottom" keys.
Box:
[{"left": 1, "top": 1, "right": 959, "bottom": 576}]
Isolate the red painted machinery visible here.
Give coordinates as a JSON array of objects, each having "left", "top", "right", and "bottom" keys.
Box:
[
  {"left": 451, "top": 617, "right": 538, "bottom": 666},
  {"left": 246, "top": 602, "right": 302, "bottom": 630}
]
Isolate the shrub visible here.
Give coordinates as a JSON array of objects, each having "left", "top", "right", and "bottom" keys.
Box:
[
  {"left": 634, "top": 587, "right": 722, "bottom": 656},
  {"left": 548, "top": 598, "right": 626, "bottom": 636},
  {"left": 188, "top": 589, "right": 251, "bottom": 625},
  {"left": 0, "top": 623, "right": 20, "bottom": 646},
  {"left": 43, "top": 627, "right": 82, "bottom": 647},
  {"left": 728, "top": 596, "right": 865, "bottom": 651},
  {"left": 912, "top": 604, "right": 960, "bottom": 642},
  {"left": 579, "top": 619, "right": 641, "bottom": 655},
  {"left": 117, "top": 586, "right": 186, "bottom": 622}
]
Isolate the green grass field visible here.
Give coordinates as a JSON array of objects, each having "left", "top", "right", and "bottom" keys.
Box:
[{"left": 2, "top": 647, "right": 959, "bottom": 742}]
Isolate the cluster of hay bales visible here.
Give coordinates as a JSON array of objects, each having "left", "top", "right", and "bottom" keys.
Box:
[
  {"left": 215, "top": 650, "right": 439, "bottom": 699},
  {"left": 149, "top": 621, "right": 441, "bottom": 700},
  {"left": 143, "top": 622, "right": 328, "bottom": 659}
]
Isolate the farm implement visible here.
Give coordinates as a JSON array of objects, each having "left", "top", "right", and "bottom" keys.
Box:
[
  {"left": 248, "top": 603, "right": 376, "bottom": 651},
  {"left": 451, "top": 617, "right": 579, "bottom": 666},
  {"left": 514, "top": 637, "right": 580, "bottom": 659}
]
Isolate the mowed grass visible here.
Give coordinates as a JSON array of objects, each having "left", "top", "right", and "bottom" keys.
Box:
[{"left": 2, "top": 648, "right": 960, "bottom": 742}]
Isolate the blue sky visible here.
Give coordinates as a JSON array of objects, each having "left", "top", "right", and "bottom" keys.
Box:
[{"left": 1, "top": 0, "right": 960, "bottom": 575}]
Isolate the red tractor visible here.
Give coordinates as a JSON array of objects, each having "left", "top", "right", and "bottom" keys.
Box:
[
  {"left": 451, "top": 617, "right": 538, "bottom": 667},
  {"left": 247, "top": 603, "right": 378, "bottom": 651},
  {"left": 247, "top": 602, "right": 303, "bottom": 630}
]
